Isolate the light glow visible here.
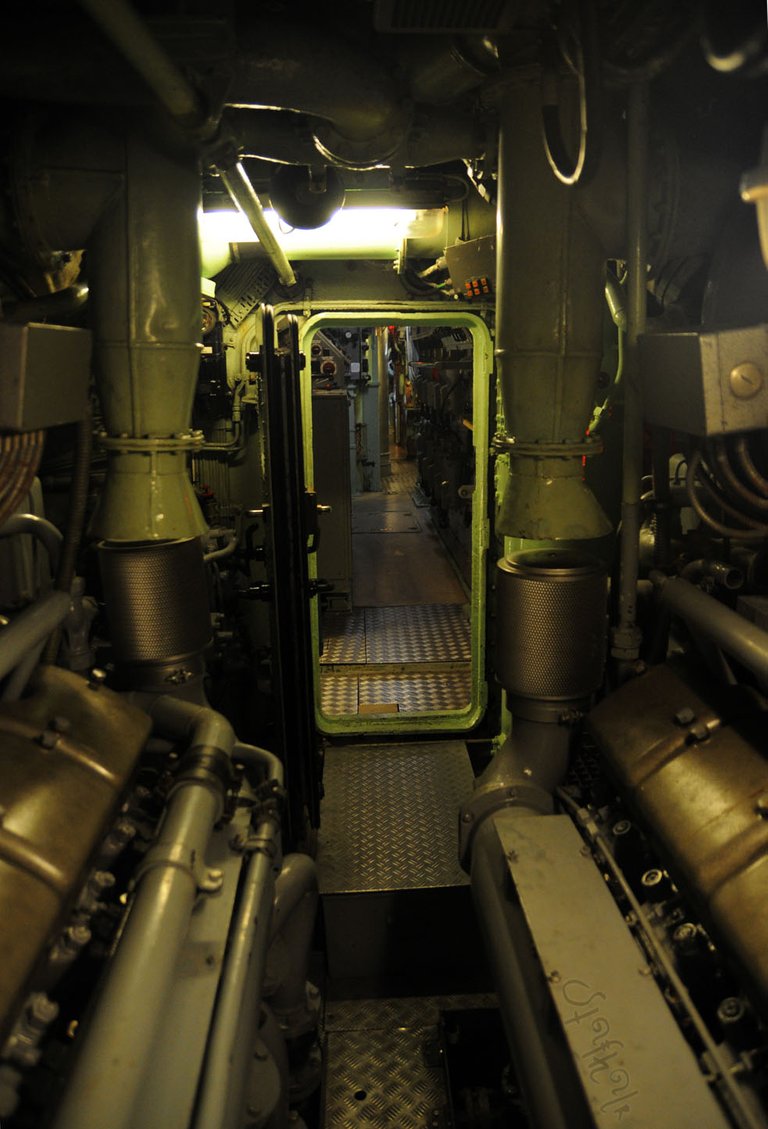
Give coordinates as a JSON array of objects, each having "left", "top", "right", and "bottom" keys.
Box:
[{"left": 199, "top": 206, "right": 445, "bottom": 276}]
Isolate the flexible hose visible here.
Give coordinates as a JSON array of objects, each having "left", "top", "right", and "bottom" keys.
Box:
[
  {"left": 686, "top": 448, "right": 768, "bottom": 540},
  {"left": 43, "top": 409, "right": 93, "bottom": 664},
  {"left": 55, "top": 409, "right": 93, "bottom": 593},
  {"left": 713, "top": 437, "right": 768, "bottom": 514},
  {"left": 0, "top": 431, "right": 45, "bottom": 527},
  {"left": 735, "top": 435, "right": 768, "bottom": 496}
]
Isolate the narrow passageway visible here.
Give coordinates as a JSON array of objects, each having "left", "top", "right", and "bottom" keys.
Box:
[{"left": 319, "top": 450, "right": 471, "bottom": 717}]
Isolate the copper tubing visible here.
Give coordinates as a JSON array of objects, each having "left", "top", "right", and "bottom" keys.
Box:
[{"left": 0, "top": 431, "right": 45, "bottom": 528}]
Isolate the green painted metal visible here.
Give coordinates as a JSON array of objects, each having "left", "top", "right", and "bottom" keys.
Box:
[{"left": 275, "top": 302, "right": 491, "bottom": 736}]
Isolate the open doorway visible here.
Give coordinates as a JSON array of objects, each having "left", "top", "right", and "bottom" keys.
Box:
[{"left": 299, "top": 309, "right": 491, "bottom": 736}]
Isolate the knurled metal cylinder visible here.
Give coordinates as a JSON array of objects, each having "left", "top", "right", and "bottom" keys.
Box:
[
  {"left": 495, "top": 549, "right": 607, "bottom": 704},
  {"left": 98, "top": 537, "right": 211, "bottom": 667}
]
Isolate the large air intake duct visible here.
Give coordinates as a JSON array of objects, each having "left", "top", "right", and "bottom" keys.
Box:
[
  {"left": 494, "top": 85, "right": 610, "bottom": 541},
  {"left": 99, "top": 538, "right": 211, "bottom": 691},
  {"left": 495, "top": 548, "right": 607, "bottom": 721}
]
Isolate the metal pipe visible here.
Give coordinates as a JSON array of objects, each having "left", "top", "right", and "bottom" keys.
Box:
[
  {"left": 653, "top": 573, "right": 768, "bottom": 685},
  {"left": 0, "top": 639, "right": 46, "bottom": 702},
  {"left": 0, "top": 513, "right": 62, "bottom": 572},
  {"left": 230, "top": 105, "right": 483, "bottom": 169},
  {"left": 193, "top": 819, "right": 280, "bottom": 1129},
  {"left": 470, "top": 816, "right": 592, "bottom": 1129},
  {"left": 4, "top": 283, "right": 89, "bottom": 324},
  {"left": 228, "top": 28, "right": 405, "bottom": 146},
  {"left": 203, "top": 530, "right": 238, "bottom": 563},
  {"left": 0, "top": 590, "right": 71, "bottom": 681},
  {"left": 54, "top": 411, "right": 93, "bottom": 592},
  {"left": 613, "top": 82, "right": 649, "bottom": 664},
  {"left": 267, "top": 853, "right": 319, "bottom": 1022},
  {"left": 53, "top": 779, "right": 223, "bottom": 1129},
  {"left": 137, "top": 695, "right": 236, "bottom": 754},
  {"left": 375, "top": 329, "right": 390, "bottom": 479},
  {"left": 493, "top": 86, "right": 609, "bottom": 540},
  {"left": 218, "top": 162, "right": 296, "bottom": 287},
  {"left": 76, "top": 0, "right": 205, "bottom": 130},
  {"left": 679, "top": 559, "right": 743, "bottom": 590},
  {"left": 233, "top": 741, "right": 284, "bottom": 787},
  {"left": 88, "top": 120, "right": 207, "bottom": 542}
]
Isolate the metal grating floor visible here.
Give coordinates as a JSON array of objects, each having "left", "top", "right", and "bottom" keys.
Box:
[
  {"left": 317, "top": 741, "right": 472, "bottom": 894},
  {"left": 323, "top": 995, "right": 497, "bottom": 1128}
]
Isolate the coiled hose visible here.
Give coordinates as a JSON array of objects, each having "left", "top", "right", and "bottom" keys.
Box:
[
  {"left": 0, "top": 430, "right": 45, "bottom": 527},
  {"left": 686, "top": 436, "right": 768, "bottom": 541}
]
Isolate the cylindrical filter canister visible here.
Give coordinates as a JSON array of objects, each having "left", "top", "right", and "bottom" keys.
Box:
[
  {"left": 98, "top": 537, "right": 211, "bottom": 667},
  {"left": 495, "top": 548, "right": 607, "bottom": 705}
]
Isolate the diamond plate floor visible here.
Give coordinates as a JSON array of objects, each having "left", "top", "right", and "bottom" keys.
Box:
[
  {"left": 319, "top": 605, "right": 471, "bottom": 715},
  {"left": 317, "top": 741, "right": 471, "bottom": 894},
  {"left": 323, "top": 995, "right": 497, "bottom": 1128},
  {"left": 365, "top": 605, "right": 469, "bottom": 664}
]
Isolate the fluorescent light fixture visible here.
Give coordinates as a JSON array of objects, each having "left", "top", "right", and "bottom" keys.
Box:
[{"left": 199, "top": 206, "right": 445, "bottom": 276}]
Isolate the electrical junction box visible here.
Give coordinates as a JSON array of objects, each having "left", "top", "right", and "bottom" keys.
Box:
[
  {"left": 0, "top": 322, "right": 92, "bottom": 430},
  {"left": 444, "top": 235, "right": 495, "bottom": 301},
  {"left": 639, "top": 323, "right": 768, "bottom": 436}
]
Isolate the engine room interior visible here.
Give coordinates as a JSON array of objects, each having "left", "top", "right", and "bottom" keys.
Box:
[{"left": 2, "top": 1, "right": 768, "bottom": 1127}]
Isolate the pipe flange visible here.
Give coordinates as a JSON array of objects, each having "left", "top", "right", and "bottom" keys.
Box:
[
  {"left": 311, "top": 119, "right": 408, "bottom": 171},
  {"left": 98, "top": 430, "right": 204, "bottom": 454},
  {"left": 492, "top": 436, "right": 603, "bottom": 458}
]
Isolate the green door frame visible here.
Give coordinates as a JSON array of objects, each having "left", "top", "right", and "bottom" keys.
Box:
[{"left": 282, "top": 302, "right": 492, "bottom": 736}]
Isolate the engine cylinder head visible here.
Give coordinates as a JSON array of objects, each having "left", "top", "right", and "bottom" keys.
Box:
[
  {"left": 495, "top": 548, "right": 607, "bottom": 718},
  {"left": 98, "top": 537, "right": 211, "bottom": 686}
]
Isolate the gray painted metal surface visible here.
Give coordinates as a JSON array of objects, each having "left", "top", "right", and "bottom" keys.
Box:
[
  {"left": 640, "top": 323, "right": 768, "bottom": 436},
  {"left": 498, "top": 813, "right": 730, "bottom": 1129},
  {"left": 317, "top": 740, "right": 471, "bottom": 893}
]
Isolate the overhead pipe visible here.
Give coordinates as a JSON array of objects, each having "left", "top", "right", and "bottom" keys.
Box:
[
  {"left": 76, "top": 0, "right": 208, "bottom": 134},
  {"left": 218, "top": 162, "right": 296, "bottom": 287},
  {"left": 227, "top": 26, "right": 410, "bottom": 168},
  {"left": 229, "top": 105, "right": 485, "bottom": 170}
]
